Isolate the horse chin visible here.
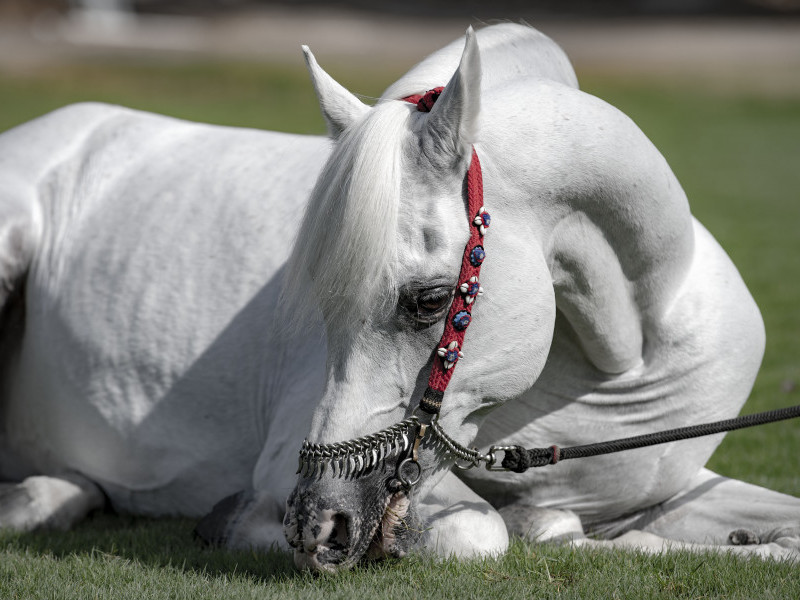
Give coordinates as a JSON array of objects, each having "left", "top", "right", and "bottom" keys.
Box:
[{"left": 365, "top": 491, "right": 414, "bottom": 561}]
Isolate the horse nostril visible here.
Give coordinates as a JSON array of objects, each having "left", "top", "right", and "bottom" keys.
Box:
[{"left": 328, "top": 512, "right": 350, "bottom": 550}]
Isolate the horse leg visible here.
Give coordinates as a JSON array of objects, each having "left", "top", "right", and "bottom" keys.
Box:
[
  {"left": 199, "top": 473, "right": 512, "bottom": 557},
  {"left": 495, "top": 505, "right": 750, "bottom": 555},
  {"left": 0, "top": 473, "right": 105, "bottom": 531},
  {"left": 0, "top": 186, "right": 106, "bottom": 533},
  {"left": 498, "top": 502, "right": 585, "bottom": 543},
  {"left": 195, "top": 489, "right": 287, "bottom": 550},
  {"left": 0, "top": 184, "right": 79, "bottom": 532},
  {"left": 416, "top": 472, "right": 509, "bottom": 558},
  {"left": 584, "top": 468, "right": 800, "bottom": 560}
]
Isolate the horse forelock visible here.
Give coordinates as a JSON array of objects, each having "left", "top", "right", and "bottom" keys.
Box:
[{"left": 284, "top": 101, "right": 412, "bottom": 334}]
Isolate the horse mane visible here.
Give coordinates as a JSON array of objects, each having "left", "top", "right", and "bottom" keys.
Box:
[{"left": 283, "top": 101, "right": 411, "bottom": 334}]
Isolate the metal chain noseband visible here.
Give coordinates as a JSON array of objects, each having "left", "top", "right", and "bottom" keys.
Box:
[
  {"left": 297, "top": 412, "right": 489, "bottom": 485},
  {"left": 298, "top": 403, "right": 800, "bottom": 483},
  {"left": 297, "top": 417, "right": 420, "bottom": 479}
]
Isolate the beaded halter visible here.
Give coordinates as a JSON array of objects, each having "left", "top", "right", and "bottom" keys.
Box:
[{"left": 297, "top": 87, "right": 492, "bottom": 487}]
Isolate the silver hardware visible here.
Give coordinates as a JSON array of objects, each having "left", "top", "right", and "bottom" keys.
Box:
[
  {"left": 396, "top": 457, "right": 422, "bottom": 488},
  {"left": 484, "top": 445, "right": 518, "bottom": 471},
  {"left": 297, "top": 416, "right": 420, "bottom": 480},
  {"left": 296, "top": 411, "right": 508, "bottom": 486},
  {"left": 429, "top": 416, "right": 483, "bottom": 468}
]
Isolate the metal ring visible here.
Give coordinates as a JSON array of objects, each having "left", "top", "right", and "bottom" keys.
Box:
[
  {"left": 396, "top": 457, "right": 423, "bottom": 488},
  {"left": 453, "top": 457, "right": 480, "bottom": 471}
]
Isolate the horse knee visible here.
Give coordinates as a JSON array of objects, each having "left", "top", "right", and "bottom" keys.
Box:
[
  {"left": 422, "top": 500, "right": 509, "bottom": 559},
  {"left": 499, "top": 505, "right": 584, "bottom": 543}
]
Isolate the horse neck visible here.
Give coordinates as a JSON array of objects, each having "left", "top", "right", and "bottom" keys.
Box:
[
  {"left": 481, "top": 82, "right": 695, "bottom": 375},
  {"left": 381, "top": 23, "right": 578, "bottom": 102}
]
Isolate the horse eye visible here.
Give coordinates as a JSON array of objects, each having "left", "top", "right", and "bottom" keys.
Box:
[{"left": 400, "top": 286, "right": 454, "bottom": 327}]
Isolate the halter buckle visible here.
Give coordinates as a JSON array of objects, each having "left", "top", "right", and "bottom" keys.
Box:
[{"left": 484, "top": 445, "right": 518, "bottom": 471}]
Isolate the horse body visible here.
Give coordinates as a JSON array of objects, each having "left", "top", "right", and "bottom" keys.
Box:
[
  {"left": 0, "top": 24, "right": 797, "bottom": 565},
  {"left": 0, "top": 103, "right": 328, "bottom": 516},
  {"left": 458, "top": 79, "right": 765, "bottom": 524},
  {"left": 467, "top": 221, "right": 764, "bottom": 523}
]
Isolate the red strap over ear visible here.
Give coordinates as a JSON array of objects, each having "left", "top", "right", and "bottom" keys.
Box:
[
  {"left": 403, "top": 89, "right": 489, "bottom": 415},
  {"left": 404, "top": 86, "right": 445, "bottom": 113}
]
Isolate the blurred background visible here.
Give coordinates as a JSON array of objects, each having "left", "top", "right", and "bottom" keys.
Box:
[
  {"left": 1, "top": 1, "right": 799, "bottom": 110},
  {"left": 0, "top": 1, "right": 798, "bottom": 493},
  {"left": 0, "top": 1, "right": 798, "bottom": 129}
]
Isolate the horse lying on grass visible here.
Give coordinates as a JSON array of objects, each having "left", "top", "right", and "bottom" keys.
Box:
[{"left": 0, "top": 24, "right": 797, "bottom": 571}]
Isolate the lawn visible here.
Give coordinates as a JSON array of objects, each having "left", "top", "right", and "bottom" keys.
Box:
[
  {"left": 0, "top": 55, "right": 798, "bottom": 598},
  {"left": 1, "top": 515, "right": 798, "bottom": 600}
]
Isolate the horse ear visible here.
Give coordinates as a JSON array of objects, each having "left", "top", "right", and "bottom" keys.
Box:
[
  {"left": 424, "top": 27, "right": 481, "bottom": 155},
  {"left": 302, "top": 45, "right": 370, "bottom": 138}
]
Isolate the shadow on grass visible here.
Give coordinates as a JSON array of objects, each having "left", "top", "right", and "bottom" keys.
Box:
[{"left": 0, "top": 511, "right": 305, "bottom": 585}]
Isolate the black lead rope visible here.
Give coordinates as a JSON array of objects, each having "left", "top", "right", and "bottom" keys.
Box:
[{"left": 500, "top": 404, "right": 800, "bottom": 473}]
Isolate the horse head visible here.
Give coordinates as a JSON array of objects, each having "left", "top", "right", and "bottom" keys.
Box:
[{"left": 282, "top": 24, "right": 695, "bottom": 571}]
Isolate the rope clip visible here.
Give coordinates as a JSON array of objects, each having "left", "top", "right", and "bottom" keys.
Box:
[{"left": 484, "top": 445, "right": 518, "bottom": 471}]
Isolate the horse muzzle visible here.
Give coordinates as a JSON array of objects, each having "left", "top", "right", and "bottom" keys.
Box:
[{"left": 283, "top": 471, "right": 419, "bottom": 571}]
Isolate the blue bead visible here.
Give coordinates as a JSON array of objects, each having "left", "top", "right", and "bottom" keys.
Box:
[
  {"left": 469, "top": 246, "right": 486, "bottom": 267},
  {"left": 452, "top": 310, "right": 471, "bottom": 331}
]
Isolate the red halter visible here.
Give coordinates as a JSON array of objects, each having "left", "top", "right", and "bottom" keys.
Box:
[{"left": 402, "top": 88, "right": 489, "bottom": 415}]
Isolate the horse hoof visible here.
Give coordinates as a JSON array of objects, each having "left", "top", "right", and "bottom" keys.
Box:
[
  {"left": 194, "top": 491, "right": 248, "bottom": 547},
  {"left": 728, "top": 528, "right": 760, "bottom": 545}
]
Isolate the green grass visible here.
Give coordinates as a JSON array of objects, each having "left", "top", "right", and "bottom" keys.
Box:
[
  {"left": 1, "top": 60, "right": 799, "bottom": 597},
  {"left": 1, "top": 515, "right": 798, "bottom": 600},
  {"left": 0, "top": 58, "right": 402, "bottom": 135}
]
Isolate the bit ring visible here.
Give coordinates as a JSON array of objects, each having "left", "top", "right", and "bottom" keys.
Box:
[{"left": 396, "top": 457, "right": 422, "bottom": 488}]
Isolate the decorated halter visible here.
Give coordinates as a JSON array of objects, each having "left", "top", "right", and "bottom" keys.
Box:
[
  {"left": 405, "top": 87, "right": 488, "bottom": 416},
  {"left": 297, "top": 87, "right": 493, "bottom": 489}
]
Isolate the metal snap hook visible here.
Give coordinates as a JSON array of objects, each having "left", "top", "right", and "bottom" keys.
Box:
[{"left": 484, "top": 445, "right": 518, "bottom": 471}]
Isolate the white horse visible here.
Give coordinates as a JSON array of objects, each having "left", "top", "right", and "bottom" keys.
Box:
[{"left": 0, "top": 24, "right": 797, "bottom": 571}]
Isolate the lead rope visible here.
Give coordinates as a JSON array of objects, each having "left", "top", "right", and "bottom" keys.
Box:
[{"left": 496, "top": 403, "right": 800, "bottom": 473}]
